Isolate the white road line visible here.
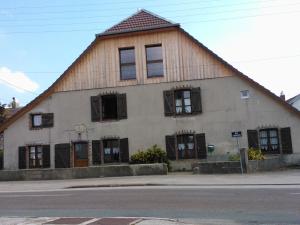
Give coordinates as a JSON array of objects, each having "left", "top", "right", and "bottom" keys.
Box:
[{"left": 0, "top": 194, "right": 72, "bottom": 197}]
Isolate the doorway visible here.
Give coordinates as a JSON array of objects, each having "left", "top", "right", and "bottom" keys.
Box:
[{"left": 73, "top": 142, "right": 88, "bottom": 167}]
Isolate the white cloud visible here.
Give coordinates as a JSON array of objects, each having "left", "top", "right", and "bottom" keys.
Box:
[
  {"left": 212, "top": 1, "right": 300, "bottom": 99},
  {"left": 0, "top": 67, "right": 39, "bottom": 93}
]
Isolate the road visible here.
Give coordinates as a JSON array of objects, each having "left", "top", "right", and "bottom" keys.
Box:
[{"left": 0, "top": 186, "right": 299, "bottom": 224}]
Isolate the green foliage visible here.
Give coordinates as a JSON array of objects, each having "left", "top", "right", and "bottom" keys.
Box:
[
  {"left": 130, "top": 145, "right": 170, "bottom": 169},
  {"left": 229, "top": 148, "right": 265, "bottom": 161},
  {"left": 228, "top": 153, "right": 240, "bottom": 161},
  {"left": 248, "top": 148, "right": 265, "bottom": 160}
]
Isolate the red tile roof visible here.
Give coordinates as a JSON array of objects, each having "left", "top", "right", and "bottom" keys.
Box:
[{"left": 98, "top": 9, "right": 178, "bottom": 36}]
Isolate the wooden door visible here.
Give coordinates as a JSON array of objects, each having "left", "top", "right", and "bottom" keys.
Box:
[{"left": 73, "top": 142, "right": 88, "bottom": 167}]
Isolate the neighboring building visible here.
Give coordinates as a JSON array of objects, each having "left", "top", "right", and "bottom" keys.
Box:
[
  {"left": 0, "top": 9, "right": 300, "bottom": 171},
  {"left": 288, "top": 94, "right": 300, "bottom": 111}
]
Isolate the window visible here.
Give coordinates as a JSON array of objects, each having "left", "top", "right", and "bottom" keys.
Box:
[
  {"left": 177, "top": 134, "right": 195, "bottom": 159},
  {"left": 165, "top": 133, "right": 206, "bottom": 160},
  {"left": 146, "top": 44, "right": 163, "bottom": 77},
  {"left": 103, "top": 139, "right": 120, "bottom": 163},
  {"left": 175, "top": 90, "right": 191, "bottom": 114},
  {"left": 102, "top": 95, "right": 118, "bottom": 120},
  {"left": 259, "top": 129, "right": 279, "bottom": 153},
  {"left": 164, "top": 87, "right": 202, "bottom": 116},
  {"left": 119, "top": 48, "right": 136, "bottom": 80},
  {"left": 30, "top": 113, "right": 54, "bottom": 129},
  {"left": 29, "top": 146, "right": 43, "bottom": 168},
  {"left": 240, "top": 90, "right": 250, "bottom": 99},
  {"left": 91, "top": 93, "right": 127, "bottom": 122}
]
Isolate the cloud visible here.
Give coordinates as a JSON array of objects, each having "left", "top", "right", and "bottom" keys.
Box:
[{"left": 0, "top": 67, "right": 39, "bottom": 93}]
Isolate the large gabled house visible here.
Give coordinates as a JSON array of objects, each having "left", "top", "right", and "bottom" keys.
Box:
[{"left": 0, "top": 9, "right": 300, "bottom": 171}]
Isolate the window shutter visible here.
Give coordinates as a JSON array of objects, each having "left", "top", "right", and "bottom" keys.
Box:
[
  {"left": 281, "top": 127, "right": 293, "bottom": 154},
  {"left": 163, "top": 90, "right": 174, "bottom": 116},
  {"left": 165, "top": 135, "right": 176, "bottom": 160},
  {"left": 42, "top": 145, "right": 51, "bottom": 168},
  {"left": 92, "top": 140, "right": 101, "bottom": 165},
  {"left": 55, "top": 143, "right": 70, "bottom": 168},
  {"left": 196, "top": 133, "right": 207, "bottom": 159},
  {"left": 120, "top": 138, "right": 129, "bottom": 162},
  {"left": 247, "top": 130, "right": 259, "bottom": 149},
  {"left": 18, "top": 146, "right": 26, "bottom": 169},
  {"left": 91, "top": 96, "right": 101, "bottom": 122},
  {"left": 117, "top": 93, "right": 127, "bottom": 120},
  {"left": 191, "top": 87, "right": 202, "bottom": 114},
  {"left": 42, "top": 113, "right": 54, "bottom": 127}
]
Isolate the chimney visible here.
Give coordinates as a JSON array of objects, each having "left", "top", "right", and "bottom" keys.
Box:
[
  {"left": 280, "top": 91, "right": 286, "bottom": 101},
  {"left": 11, "top": 97, "right": 16, "bottom": 109}
]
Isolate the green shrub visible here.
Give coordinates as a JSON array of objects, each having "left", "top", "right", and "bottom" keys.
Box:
[
  {"left": 130, "top": 145, "right": 170, "bottom": 169},
  {"left": 228, "top": 153, "right": 240, "bottom": 161},
  {"left": 248, "top": 148, "right": 265, "bottom": 160}
]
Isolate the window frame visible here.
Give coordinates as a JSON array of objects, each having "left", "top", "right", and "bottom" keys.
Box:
[
  {"left": 145, "top": 44, "right": 164, "bottom": 78},
  {"left": 31, "top": 113, "right": 43, "bottom": 128},
  {"left": 28, "top": 145, "right": 43, "bottom": 169},
  {"left": 119, "top": 47, "right": 136, "bottom": 80},
  {"left": 102, "top": 138, "right": 120, "bottom": 164},
  {"left": 259, "top": 128, "right": 280, "bottom": 154},
  {"left": 175, "top": 89, "right": 192, "bottom": 115},
  {"left": 176, "top": 134, "right": 196, "bottom": 160},
  {"left": 101, "top": 94, "right": 118, "bottom": 121}
]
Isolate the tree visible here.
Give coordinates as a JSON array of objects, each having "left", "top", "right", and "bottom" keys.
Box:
[{"left": 0, "top": 103, "right": 6, "bottom": 124}]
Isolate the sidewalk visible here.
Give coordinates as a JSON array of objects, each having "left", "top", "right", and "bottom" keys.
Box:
[
  {"left": 0, "top": 217, "right": 196, "bottom": 225},
  {"left": 0, "top": 169, "right": 299, "bottom": 193}
]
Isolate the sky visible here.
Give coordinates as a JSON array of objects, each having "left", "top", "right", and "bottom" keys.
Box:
[{"left": 0, "top": 0, "right": 300, "bottom": 106}]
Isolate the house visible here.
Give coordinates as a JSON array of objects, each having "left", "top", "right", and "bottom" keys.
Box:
[
  {"left": 0, "top": 9, "right": 299, "bottom": 171},
  {"left": 288, "top": 94, "right": 300, "bottom": 111}
]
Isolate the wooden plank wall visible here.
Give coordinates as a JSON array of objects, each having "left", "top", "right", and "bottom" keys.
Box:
[{"left": 54, "top": 30, "right": 234, "bottom": 92}]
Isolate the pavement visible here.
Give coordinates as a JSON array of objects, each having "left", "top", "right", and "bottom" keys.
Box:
[{"left": 0, "top": 169, "right": 300, "bottom": 225}]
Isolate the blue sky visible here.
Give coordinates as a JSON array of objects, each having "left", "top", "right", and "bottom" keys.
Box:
[{"left": 1, "top": 0, "right": 300, "bottom": 106}]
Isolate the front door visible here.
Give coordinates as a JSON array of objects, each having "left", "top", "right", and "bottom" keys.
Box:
[{"left": 73, "top": 142, "right": 88, "bottom": 167}]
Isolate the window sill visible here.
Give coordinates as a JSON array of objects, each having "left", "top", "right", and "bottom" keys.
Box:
[{"left": 147, "top": 75, "right": 164, "bottom": 79}]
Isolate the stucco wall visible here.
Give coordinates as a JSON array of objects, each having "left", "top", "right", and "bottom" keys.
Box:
[{"left": 3, "top": 76, "right": 300, "bottom": 170}]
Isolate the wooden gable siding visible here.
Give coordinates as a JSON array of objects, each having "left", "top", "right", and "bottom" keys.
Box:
[{"left": 54, "top": 30, "right": 233, "bottom": 92}]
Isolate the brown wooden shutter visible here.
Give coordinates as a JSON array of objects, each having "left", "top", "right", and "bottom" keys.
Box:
[
  {"left": 18, "top": 146, "right": 26, "bottom": 169},
  {"left": 196, "top": 133, "right": 207, "bottom": 159},
  {"left": 247, "top": 130, "right": 259, "bottom": 149},
  {"left": 281, "top": 127, "right": 293, "bottom": 154},
  {"left": 117, "top": 93, "right": 127, "bottom": 120},
  {"left": 91, "top": 96, "right": 101, "bottom": 122},
  {"left": 92, "top": 140, "right": 101, "bottom": 165},
  {"left": 120, "top": 138, "right": 129, "bottom": 162},
  {"left": 165, "top": 135, "right": 176, "bottom": 160},
  {"left": 55, "top": 143, "right": 70, "bottom": 168},
  {"left": 42, "top": 145, "right": 51, "bottom": 168},
  {"left": 163, "top": 90, "right": 174, "bottom": 116},
  {"left": 42, "top": 113, "right": 54, "bottom": 127},
  {"left": 191, "top": 87, "right": 202, "bottom": 114}
]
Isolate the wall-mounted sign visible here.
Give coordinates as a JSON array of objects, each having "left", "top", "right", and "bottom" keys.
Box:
[{"left": 232, "top": 131, "right": 242, "bottom": 138}]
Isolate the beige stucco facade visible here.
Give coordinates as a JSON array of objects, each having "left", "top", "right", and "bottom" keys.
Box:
[{"left": 3, "top": 75, "right": 300, "bottom": 170}]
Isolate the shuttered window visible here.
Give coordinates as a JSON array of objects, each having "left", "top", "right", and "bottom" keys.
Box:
[
  {"left": 163, "top": 87, "right": 202, "bottom": 116},
  {"left": 30, "top": 113, "right": 54, "bottom": 129},
  {"left": 165, "top": 133, "right": 207, "bottom": 160},
  {"left": 90, "top": 93, "right": 127, "bottom": 122},
  {"left": 55, "top": 143, "right": 71, "bottom": 168},
  {"left": 259, "top": 129, "right": 280, "bottom": 154}
]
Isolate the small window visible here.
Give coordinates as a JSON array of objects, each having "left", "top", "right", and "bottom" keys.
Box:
[
  {"left": 177, "top": 134, "right": 195, "bottom": 159},
  {"left": 146, "top": 44, "right": 164, "bottom": 77},
  {"left": 31, "top": 114, "right": 42, "bottom": 128},
  {"left": 103, "top": 139, "right": 120, "bottom": 163},
  {"left": 240, "top": 90, "right": 250, "bottom": 99},
  {"left": 259, "top": 129, "right": 279, "bottom": 153},
  {"left": 29, "top": 146, "right": 43, "bottom": 168},
  {"left": 175, "top": 90, "right": 191, "bottom": 115},
  {"left": 119, "top": 48, "right": 136, "bottom": 80},
  {"left": 102, "top": 95, "right": 118, "bottom": 120}
]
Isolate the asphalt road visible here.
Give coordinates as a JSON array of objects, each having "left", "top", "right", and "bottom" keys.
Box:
[{"left": 0, "top": 186, "right": 299, "bottom": 224}]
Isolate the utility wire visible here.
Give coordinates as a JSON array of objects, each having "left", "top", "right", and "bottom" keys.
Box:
[{"left": 0, "top": 78, "right": 38, "bottom": 95}]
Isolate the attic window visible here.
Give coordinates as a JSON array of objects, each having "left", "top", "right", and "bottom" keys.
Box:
[
  {"left": 146, "top": 44, "right": 164, "bottom": 77},
  {"left": 240, "top": 90, "right": 250, "bottom": 99},
  {"left": 30, "top": 113, "right": 54, "bottom": 129}
]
